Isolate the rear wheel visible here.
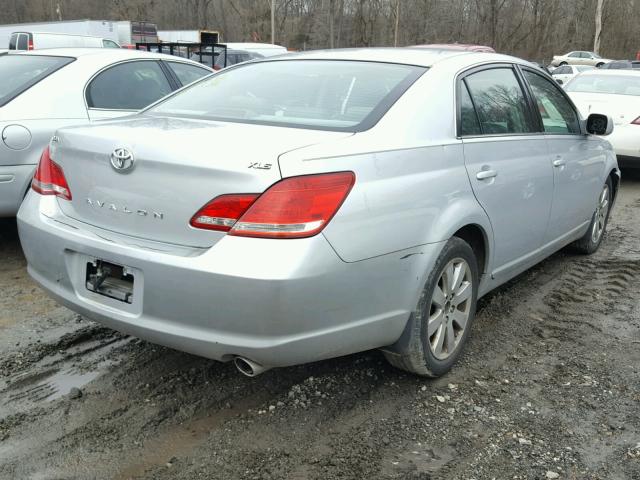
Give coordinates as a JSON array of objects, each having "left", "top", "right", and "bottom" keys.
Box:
[
  {"left": 596, "top": 62, "right": 604, "bottom": 68},
  {"left": 572, "top": 178, "right": 612, "bottom": 254},
  {"left": 383, "top": 237, "right": 478, "bottom": 377},
  {"left": 559, "top": 61, "right": 568, "bottom": 66}
]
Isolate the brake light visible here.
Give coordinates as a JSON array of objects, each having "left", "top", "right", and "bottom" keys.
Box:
[
  {"left": 28, "top": 40, "right": 34, "bottom": 50},
  {"left": 190, "top": 194, "right": 259, "bottom": 231},
  {"left": 230, "top": 172, "right": 355, "bottom": 239},
  {"left": 31, "top": 146, "right": 72, "bottom": 200},
  {"left": 632, "top": 116, "right": 640, "bottom": 125}
]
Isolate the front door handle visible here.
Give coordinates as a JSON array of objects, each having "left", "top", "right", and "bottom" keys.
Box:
[
  {"left": 553, "top": 157, "right": 566, "bottom": 167},
  {"left": 476, "top": 169, "right": 498, "bottom": 180}
]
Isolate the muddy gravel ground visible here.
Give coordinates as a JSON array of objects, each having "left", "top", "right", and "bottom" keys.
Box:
[{"left": 1, "top": 174, "right": 640, "bottom": 480}]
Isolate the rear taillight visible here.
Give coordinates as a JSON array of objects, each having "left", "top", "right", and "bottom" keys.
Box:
[
  {"left": 27, "top": 40, "right": 34, "bottom": 50},
  {"left": 190, "top": 194, "right": 259, "bottom": 231},
  {"left": 190, "top": 172, "right": 355, "bottom": 239},
  {"left": 231, "top": 172, "right": 355, "bottom": 239},
  {"left": 631, "top": 116, "right": 640, "bottom": 125},
  {"left": 31, "top": 146, "right": 72, "bottom": 200}
]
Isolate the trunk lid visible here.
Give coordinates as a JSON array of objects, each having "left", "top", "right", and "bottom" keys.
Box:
[{"left": 54, "top": 115, "right": 351, "bottom": 247}]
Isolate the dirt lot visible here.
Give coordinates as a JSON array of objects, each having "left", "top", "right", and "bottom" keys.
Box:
[{"left": 1, "top": 173, "right": 639, "bottom": 480}]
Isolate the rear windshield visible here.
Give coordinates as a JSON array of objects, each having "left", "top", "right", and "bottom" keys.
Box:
[
  {"left": 149, "top": 60, "right": 426, "bottom": 131},
  {"left": 0, "top": 55, "right": 74, "bottom": 107},
  {"left": 566, "top": 74, "right": 640, "bottom": 96}
]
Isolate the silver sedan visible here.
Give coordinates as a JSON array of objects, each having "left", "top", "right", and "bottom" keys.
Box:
[
  {"left": 0, "top": 48, "right": 212, "bottom": 217},
  {"left": 18, "top": 48, "right": 619, "bottom": 377}
]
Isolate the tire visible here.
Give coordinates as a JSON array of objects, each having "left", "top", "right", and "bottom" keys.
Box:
[
  {"left": 383, "top": 237, "right": 479, "bottom": 377},
  {"left": 572, "top": 177, "right": 612, "bottom": 254},
  {"left": 596, "top": 62, "right": 604, "bottom": 68},
  {"left": 559, "top": 61, "right": 568, "bottom": 66}
]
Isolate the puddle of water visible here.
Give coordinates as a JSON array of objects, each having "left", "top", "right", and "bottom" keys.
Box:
[{"left": 44, "top": 369, "right": 102, "bottom": 401}]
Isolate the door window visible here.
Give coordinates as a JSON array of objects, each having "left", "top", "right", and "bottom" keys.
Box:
[
  {"left": 166, "top": 61, "right": 210, "bottom": 86},
  {"left": 523, "top": 70, "right": 581, "bottom": 134},
  {"left": 102, "top": 39, "right": 120, "bottom": 48},
  {"left": 86, "top": 61, "right": 172, "bottom": 110},
  {"left": 568, "top": 52, "right": 580, "bottom": 58},
  {"left": 463, "top": 67, "right": 534, "bottom": 135}
]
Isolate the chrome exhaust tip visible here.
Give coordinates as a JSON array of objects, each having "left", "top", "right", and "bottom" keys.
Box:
[{"left": 234, "top": 356, "right": 269, "bottom": 377}]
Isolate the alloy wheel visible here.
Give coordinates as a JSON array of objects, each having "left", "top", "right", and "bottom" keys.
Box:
[
  {"left": 591, "top": 184, "right": 610, "bottom": 244},
  {"left": 428, "top": 258, "right": 473, "bottom": 360}
]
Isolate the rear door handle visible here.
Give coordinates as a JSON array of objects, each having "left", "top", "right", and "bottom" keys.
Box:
[
  {"left": 476, "top": 169, "right": 498, "bottom": 180},
  {"left": 553, "top": 157, "right": 566, "bottom": 167}
]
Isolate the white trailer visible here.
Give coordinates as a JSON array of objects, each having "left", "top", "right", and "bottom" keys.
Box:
[
  {"left": 0, "top": 19, "right": 119, "bottom": 49},
  {"left": 158, "top": 30, "right": 220, "bottom": 44}
]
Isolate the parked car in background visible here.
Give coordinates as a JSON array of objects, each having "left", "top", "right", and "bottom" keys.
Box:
[
  {"left": 224, "top": 42, "right": 288, "bottom": 57},
  {"left": 532, "top": 62, "right": 552, "bottom": 74},
  {"left": 17, "top": 49, "right": 618, "bottom": 379},
  {"left": 551, "top": 64, "right": 594, "bottom": 85},
  {"left": 599, "top": 60, "right": 640, "bottom": 70},
  {"left": 565, "top": 70, "right": 640, "bottom": 169},
  {"left": 8, "top": 32, "right": 120, "bottom": 50},
  {"left": 412, "top": 43, "right": 495, "bottom": 53},
  {"left": 550, "top": 51, "right": 611, "bottom": 68},
  {"left": 0, "top": 49, "right": 212, "bottom": 217}
]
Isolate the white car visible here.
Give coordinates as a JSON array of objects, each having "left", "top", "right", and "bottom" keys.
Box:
[
  {"left": 551, "top": 64, "right": 594, "bottom": 85},
  {"left": 550, "top": 51, "right": 611, "bottom": 68},
  {"left": 565, "top": 69, "right": 640, "bottom": 168},
  {"left": 0, "top": 48, "right": 212, "bottom": 216}
]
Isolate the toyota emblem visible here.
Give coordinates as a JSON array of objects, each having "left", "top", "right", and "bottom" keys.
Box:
[{"left": 110, "top": 148, "right": 135, "bottom": 173}]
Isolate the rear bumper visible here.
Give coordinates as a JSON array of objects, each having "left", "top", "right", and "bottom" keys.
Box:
[
  {"left": 0, "top": 164, "right": 35, "bottom": 217},
  {"left": 17, "top": 193, "right": 442, "bottom": 368}
]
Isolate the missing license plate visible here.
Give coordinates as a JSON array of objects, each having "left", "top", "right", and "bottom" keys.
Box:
[{"left": 86, "top": 260, "right": 134, "bottom": 304}]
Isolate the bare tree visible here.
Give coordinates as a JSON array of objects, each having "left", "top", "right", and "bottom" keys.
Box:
[{"left": 593, "top": 0, "right": 604, "bottom": 54}]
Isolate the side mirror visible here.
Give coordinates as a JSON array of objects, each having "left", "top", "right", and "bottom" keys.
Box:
[{"left": 586, "top": 113, "right": 614, "bottom": 136}]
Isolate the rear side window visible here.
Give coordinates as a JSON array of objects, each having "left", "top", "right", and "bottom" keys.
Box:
[
  {"left": 0, "top": 55, "right": 74, "bottom": 107},
  {"left": 523, "top": 70, "right": 581, "bottom": 134},
  {"left": 102, "top": 39, "right": 120, "bottom": 48},
  {"left": 166, "top": 61, "right": 211, "bottom": 86},
  {"left": 9, "top": 34, "right": 17, "bottom": 50},
  {"left": 459, "top": 82, "right": 481, "bottom": 136},
  {"left": 86, "top": 61, "right": 172, "bottom": 110},
  {"left": 464, "top": 68, "right": 534, "bottom": 135},
  {"left": 17, "top": 34, "right": 29, "bottom": 50},
  {"left": 150, "top": 60, "right": 426, "bottom": 132}
]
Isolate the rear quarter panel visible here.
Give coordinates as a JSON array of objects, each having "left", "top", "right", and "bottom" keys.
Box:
[{"left": 278, "top": 66, "right": 493, "bottom": 264}]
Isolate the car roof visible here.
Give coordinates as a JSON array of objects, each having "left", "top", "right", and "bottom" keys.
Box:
[
  {"left": 6, "top": 48, "right": 210, "bottom": 66},
  {"left": 260, "top": 47, "right": 518, "bottom": 68}
]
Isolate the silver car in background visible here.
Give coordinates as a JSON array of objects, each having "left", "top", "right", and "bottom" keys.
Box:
[
  {"left": 18, "top": 49, "right": 619, "bottom": 377},
  {"left": 0, "top": 48, "right": 212, "bottom": 216}
]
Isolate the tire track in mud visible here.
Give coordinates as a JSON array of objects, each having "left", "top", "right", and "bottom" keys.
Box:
[{"left": 536, "top": 257, "right": 640, "bottom": 340}]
